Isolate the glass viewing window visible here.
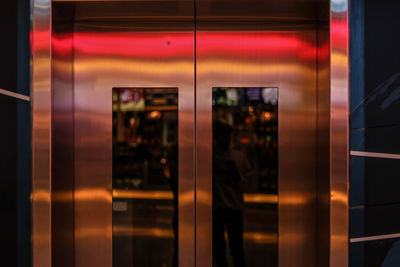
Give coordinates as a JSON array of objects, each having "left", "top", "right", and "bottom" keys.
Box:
[
  {"left": 112, "top": 87, "right": 179, "bottom": 267},
  {"left": 212, "top": 87, "right": 278, "bottom": 267}
]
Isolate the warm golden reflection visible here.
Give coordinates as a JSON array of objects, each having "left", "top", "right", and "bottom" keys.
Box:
[
  {"left": 75, "top": 189, "right": 112, "bottom": 202},
  {"left": 113, "top": 226, "right": 174, "bottom": 238},
  {"left": 114, "top": 189, "right": 172, "bottom": 200},
  {"left": 114, "top": 189, "right": 277, "bottom": 204},
  {"left": 75, "top": 58, "right": 315, "bottom": 80},
  {"left": 244, "top": 193, "right": 277, "bottom": 204},
  {"left": 113, "top": 226, "right": 276, "bottom": 244},
  {"left": 32, "top": 190, "right": 51, "bottom": 202},
  {"left": 331, "top": 190, "right": 348, "bottom": 204}
]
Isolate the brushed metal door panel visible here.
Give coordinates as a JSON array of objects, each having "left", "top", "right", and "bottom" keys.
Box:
[
  {"left": 72, "top": 9, "right": 195, "bottom": 266},
  {"left": 196, "top": 3, "right": 318, "bottom": 265}
]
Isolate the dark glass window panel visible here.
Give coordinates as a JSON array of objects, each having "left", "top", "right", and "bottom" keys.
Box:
[
  {"left": 350, "top": 125, "right": 400, "bottom": 155},
  {"left": 212, "top": 87, "right": 278, "bottom": 267},
  {"left": 112, "top": 88, "right": 178, "bottom": 267},
  {"left": 350, "top": 238, "right": 400, "bottom": 267},
  {"left": 350, "top": 204, "right": 400, "bottom": 239},
  {"left": 350, "top": 156, "right": 400, "bottom": 207}
]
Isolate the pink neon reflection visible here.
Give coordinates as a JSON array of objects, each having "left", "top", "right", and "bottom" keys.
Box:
[{"left": 51, "top": 31, "right": 317, "bottom": 61}]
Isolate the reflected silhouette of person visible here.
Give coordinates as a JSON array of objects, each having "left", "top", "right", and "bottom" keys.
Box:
[{"left": 212, "top": 120, "right": 254, "bottom": 267}]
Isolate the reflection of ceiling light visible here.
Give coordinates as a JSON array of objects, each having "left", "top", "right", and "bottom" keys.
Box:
[
  {"left": 331, "top": 0, "right": 347, "bottom": 13},
  {"left": 129, "top": 117, "right": 136, "bottom": 127},
  {"left": 148, "top": 111, "right": 161, "bottom": 119},
  {"left": 240, "top": 137, "right": 251, "bottom": 144},
  {"left": 262, "top": 111, "right": 273, "bottom": 121},
  {"left": 245, "top": 117, "right": 252, "bottom": 125},
  {"left": 262, "top": 87, "right": 278, "bottom": 105}
]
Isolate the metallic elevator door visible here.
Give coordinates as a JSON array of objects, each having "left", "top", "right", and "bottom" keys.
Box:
[
  {"left": 195, "top": 24, "right": 318, "bottom": 267},
  {"left": 47, "top": 1, "right": 333, "bottom": 267},
  {"left": 51, "top": 2, "right": 196, "bottom": 267},
  {"left": 73, "top": 8, "right": 196, "bottom": 267}
]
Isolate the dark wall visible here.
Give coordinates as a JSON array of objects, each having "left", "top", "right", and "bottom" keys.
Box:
[
  {"left": 0, "top": 0, "right": 31, "bottom": 266},
  {"left": 350, "top": 0, "right": 400, "bottom": 266}
]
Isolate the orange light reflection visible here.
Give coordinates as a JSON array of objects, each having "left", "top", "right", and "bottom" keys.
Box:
[{"left": 113, "top": 189, "right": 277, "bottom": 204}]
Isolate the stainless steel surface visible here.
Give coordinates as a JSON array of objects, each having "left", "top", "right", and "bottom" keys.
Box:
[
  {"left": 32, "top": 0, "right": 52, "bottom": 267},
  {"left": 196, "top": 1, "right": 321, "bottom": 265},
  {"left": 72, "top": 21, "right": 112, "bottom": 267},
  {"left": 276, "top": 28, "right": 317, "bottom": 267},
  {"left": 330, "top": 0, "right": 349, "bottom": 266},
  {"left": 316, "top": 3, "right": 331, "bottom": 267},
  {"left": 51, "top": 6, "right": 75, "bottom": 266},
  {"left": 51, "top": 1, "right": 196, "bottom": 266}
]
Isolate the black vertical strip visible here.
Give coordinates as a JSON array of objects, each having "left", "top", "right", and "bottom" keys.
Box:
[
  {"left": 348, "top": 0, "right": 365, "bottom": 266},
  {"left": 349, "top": 0, "right": 365, "bottom": 207},
  {"left": 0, "top": 97, "right": 17, "bottom": 265},
  {"left": 17, "top": 0, "right": 32, "bottom": 266},
  {"left": 17, "top": 0, "right": 30, "bottom": 96},
  {"left": 0, "top": 0, "right": 17, "bottom": 92},
  {"left": 0, "top": 0, "right": 25, "bottom": 266},
  {"left": 349, "top": 0, "right": 364, "bottom": 115},
  {"left": 349, "top": 0, "right": 365, "bottom": 258}
]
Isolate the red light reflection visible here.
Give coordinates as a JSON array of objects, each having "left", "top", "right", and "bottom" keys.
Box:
[{"left": 51, "top": 31, "right": 317, "bottom": 62}]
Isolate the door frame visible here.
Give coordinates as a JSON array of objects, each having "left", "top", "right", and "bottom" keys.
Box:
[{"left": 31, "top": 0, "right": 349, "bottom": 266}]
